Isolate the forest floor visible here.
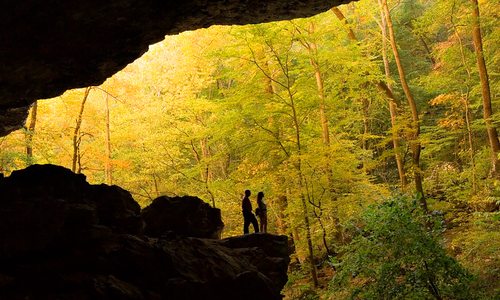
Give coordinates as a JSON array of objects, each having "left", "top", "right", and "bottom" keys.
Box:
[{"left": 442, "top": 208, "right": 500, "bottom": 298}]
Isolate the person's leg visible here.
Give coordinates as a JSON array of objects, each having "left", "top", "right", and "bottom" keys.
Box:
[
  {"left": 251, "top": 213, "right": 259, "bottom": 233},
  {"left": 243, "top": 216, "right": 250, "bottom": 234},
  {"left": 263, "top": 214, "right": 267, "bottom": 233}
]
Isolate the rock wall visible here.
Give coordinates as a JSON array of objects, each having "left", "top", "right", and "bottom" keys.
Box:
[
  {"left": 0, "top": 164, "right": 290, "bottom": 299},
  {"left": 0, "top": 0, "right": 355, "bottom": 136}
]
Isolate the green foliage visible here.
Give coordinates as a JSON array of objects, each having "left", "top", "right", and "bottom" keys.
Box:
[
  {"left": 446, "top": 211, "right": 500, "bottom": 299},
  {"left": 331, "top": 196, "right": 475, "bottom": 299},
  {"left": 285, "top": 270, "right": 320, "bottom": 300}
]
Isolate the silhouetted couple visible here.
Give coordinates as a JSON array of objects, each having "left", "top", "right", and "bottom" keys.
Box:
[{"left": 241, "top": 190, "right": 267, "bottom": 234}]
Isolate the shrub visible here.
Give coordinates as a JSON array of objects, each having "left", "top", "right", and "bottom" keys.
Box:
[{"left": 330, "top": 196, "right": 474, "bottom": 299}]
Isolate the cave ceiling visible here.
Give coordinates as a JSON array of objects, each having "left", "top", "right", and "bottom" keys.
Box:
[{"left": 0, "top": 0, "right": 355, "bottom": 136}]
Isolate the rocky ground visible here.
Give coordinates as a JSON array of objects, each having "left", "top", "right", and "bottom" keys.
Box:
[{"left": 0, "top": 164, "right": 290, "bottom": 299}]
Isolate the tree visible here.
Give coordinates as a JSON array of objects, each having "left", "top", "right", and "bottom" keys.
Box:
[
  {"left": 72, "top": 87, "right": 91, "bottom": 173},
  {"left": 25, "top": 101, "right": 38, "bottom": 166},
  {"left": 382, "top": 0, "right": 426, "bottom": 208},
  {"left": 331, "top": 197, "right": 474, "bottom": 299},
  {"left": 331, "top": 5, "right": 407, "bottom": 190},
  {"left": 104, "top": 93, "right": 112, "bottom": 184},
  {"left": 376, "top": 1, "right": 407, "bottom": 189},
  {"left": 247, "top": 31, "right": 319, "bottom": 287},
  {"left": 470, "top": 0, "right": 500, "bottom": 177},
  {"left": 294, "top": 21, "right": 338, "bottom": 254}
]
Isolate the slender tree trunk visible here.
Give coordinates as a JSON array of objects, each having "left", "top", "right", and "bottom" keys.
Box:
[
  {"left": 275, "top": 195, "right": 288, "bottom": 234},
  {"left": 332, "top": 5, "right": 407, "bottom": 189},
  {"left": 378, "top": 1, "right": 407, "bottom": 189},
  {"left": 418, "top": 36, "right": 436, "bottom": 66},
  {"left": 312, "top": 55, "right": 330, "bottom": 146},
  {"left": 331, "top": 7, "right": 357, "bottom": 40},
  {"left": 200, "top": 138, "right": 213, "bottom": 181},
  {"left": 200, "top": 138, "right": 216, "bottom": 207},
  {"left": 303, "top": 22, "right": 336, "bottom": 191},
  {"left": 452, "top": 21, "right": 477, "bottom": 192},
  {"left": 72, "top": 87, "right": 91, "bottom": 173},
  {"left": 104, "top": 94, "right": 112, "bottom": 184},
  {"left": 25, "top": 101, "right": 38, "bottom": 167},
  {"left": 190, "top": 139, "right": 209, "bottom": 184},
  {"left": 464, "top": 98, "right": 477, "bottom": 190},
  {"left": 152, "top": 173, "right": 160, "bottom": 198},
  {"left": 304, "top": 181, "right": 333, "bottom": 256},
  {"left": 382, "top": 0, "right": 426, "bottom": 207},
  {"left": 299, "top": 185, "right": 319, "bottom": 287},
  {"left": 296, "top": 27, "right": 343, "bottom": 253},
  {"left": 251, "top": 40, "right": 318, "bottom": 286},
  {"left": 290, "top": 93, "right": 318, "bottom": 285},
  {"left": 330, "top": 10, "right": 370, "bottom": 157},
  {"left": 470, "top": 0, "right": 500, "bottom": 176},
  {"left": 290, "top": 89, "right": 319, "bottom": 287},
  {"left": 283, "top": 49, "right": 319, "bottom": 286},
  {"left": 264, "top": 60, "right": 275, "bottom": 94},
  {"left": 361, "top": 98, "right": 370, "bottom": 151}
]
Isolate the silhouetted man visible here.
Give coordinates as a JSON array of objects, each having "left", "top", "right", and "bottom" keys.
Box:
[{"left": 242, "top": 189, "right": 259, "bottom": 234}]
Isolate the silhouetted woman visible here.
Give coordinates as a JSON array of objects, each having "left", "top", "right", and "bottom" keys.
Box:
[{"left": 256, "top": 191, "right": 267, "bottom": 233}]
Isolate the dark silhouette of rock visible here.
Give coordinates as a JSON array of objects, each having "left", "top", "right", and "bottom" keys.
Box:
[
  {"left": 220, "top": 234, "right": 291, "bottom": 290},
  {"left": 0, "top": 164, "right": 290, "bottom": 299},
  {"left": 142, "top": 196, "right": 224, "bottom": 239},
  {"left": 0, "top": 164, "right": 142, "bottom": 259}
]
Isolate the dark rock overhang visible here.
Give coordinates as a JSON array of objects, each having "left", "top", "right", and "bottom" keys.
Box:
[{"left": 0, "top": 0, "right": 354, "bottom": 136}]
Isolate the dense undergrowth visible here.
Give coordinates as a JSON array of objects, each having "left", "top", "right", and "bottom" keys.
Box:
[{"left": 284, "top": 196, "right": 499, "bottom": 300}]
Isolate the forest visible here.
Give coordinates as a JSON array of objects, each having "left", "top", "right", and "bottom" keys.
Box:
[{"left": 0, "top": 0, "right": 498, "bottom": 298}]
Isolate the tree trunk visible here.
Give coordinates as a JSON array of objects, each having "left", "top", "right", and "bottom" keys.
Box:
[
  {"left": 331, "top": 7, "right": 357, "bottom": 41},
  {"left": 152, "top": 173, "right": 160, "bottom": 198},
  {"left": 200, "top": 138, "right": 213, "bottom": 181},
  {"left": 361, "top": 98, "right": 370, "bottom": 151},
  {"left": 275, "top": 195, "right": 288, "bottom": 234},
  {"left": 104, "top": 94, "right": 112, "bottom": 184},
  {"left": 418, "top": 36, "right": 437, "bottom": 66},
  {"left": 299, "top": 186, "right": 319, "bottom": 287},
  {"left": 303, "top": 22, "right": 336, "bottom": 193},
  {"left": 378, "top": 1, "right": 407, "bottom": 189},
  {"left": 305, "top": 185, "right": 333, "bottom": 256},
  {"left": 382, "top": 0, "right": 426, "bottom": 207},
  {"left": 200, "top": 137, "right": 216, "bottom": 207},
  {"left": 251, "top": 40, "right": 318, "bottom": 286},
  {"left": 452, "top": 21, "right": 477, "bottom": 192},
  {"left": 290, "top": 86, "right": 319, "bottom": 287},
  {"left": 470, "top": 0, "right": 500, "bottom": 176},
  {"left": 25, "top": 101, "right": 38, "bottom": 167},
  {"left": 72, "top": 87, "right": 91, "bottom": 173},
  {"left": 332, "top": 5, "right": 407, "bottom": 189}
]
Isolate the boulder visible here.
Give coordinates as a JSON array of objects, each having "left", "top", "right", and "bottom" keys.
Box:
[
  {"left": 0, "top": 164, "right": 142, "bottom": 259},
  {"left": 142, "top": 196, "right": 224, "bottom": 239}
]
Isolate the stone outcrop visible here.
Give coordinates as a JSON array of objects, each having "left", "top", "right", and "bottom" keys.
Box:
[
  {"left": 0, "top": 0, "right": 354, "bottom": 136},
  {"left": 142, "top": 195, "right": 224, "bottom": 239},
  {"left": 0, "top": 164, "right": 290, "bottom": 299}
]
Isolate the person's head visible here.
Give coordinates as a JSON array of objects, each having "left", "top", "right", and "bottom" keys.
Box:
[
  {"left": 257, "top": 191, "right": 264, "bottom": 200},
  {"left": 244, "top": 190, "right": 251, "bottom": 197}
]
